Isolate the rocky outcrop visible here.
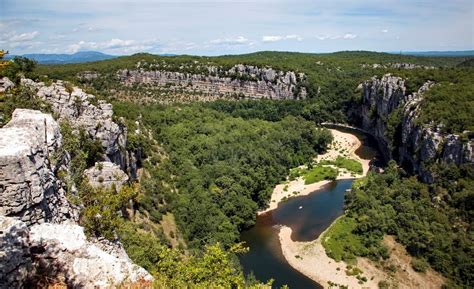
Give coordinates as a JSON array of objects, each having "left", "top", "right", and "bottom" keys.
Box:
[
  {"left": 0, "top": 102, "right": 151, "bottom": 286},
  {"left": 355, "top": 74, "right": 473, "bottom": 182},
  {"left": 0, "top": 216, "right": 152, "bottom": 288},
  {"left": 0, "top": 77, "right": 14, "bottom": 93},
  {"left": 21, "top": 78, "right": 140, "bottom": 178},
  {"left": 361, "top": 63, "right": 436, "bottom": 69},
  {"left": 0, "top": 109, "right": 75, "bottom": 225},
  {"left": 0, "top": 108, "right": 152, "bottom": 287},
  {"left": 84, "top": 161, "right": 129, "bottom": 191},
  {"left": 117, "top": 64, "right": 307, "bottom": 100}
]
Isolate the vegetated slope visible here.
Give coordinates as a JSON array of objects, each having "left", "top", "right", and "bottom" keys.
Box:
[
  {"left": 0, "top": 76, "right": 276, "bottom": 287},
  {"left": 34, "top": 50, "right": 473, "bottom": 132},
  {"left": 9, "top": 51, "right": 474, "bottom": 287},
  {"left": 113, "top": 101, "right": 333, "bottom": 248},
  {"left": 324, "top": 161, "right": 473, "bottom": 288}
]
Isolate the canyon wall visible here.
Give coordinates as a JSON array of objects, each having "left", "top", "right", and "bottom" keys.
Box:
[
  {"left": 117, "top": 64, "right": 308, "bottom": 101},
  {"left": 0, "top": 80, "right": 152, "bottom": 287},
  {"left": 22, "top": 79, "right": 141, "bottom": 179},
  {"left": 0, "top": 109, "right": 75, "bottom": 225},
  {"left": 354, "top": 74, "right": 473, "bottom": 182}
]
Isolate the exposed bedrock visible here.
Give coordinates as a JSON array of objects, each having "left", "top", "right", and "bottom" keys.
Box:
[
  {"left": 0, "top": 216, "right": 153, "bottom": 288},
  {"left": 354, "top": 74, "right": 473, "bottom": 182},
  {"left": 0, "top": 109, "right": 75, "bottom": 225},
  {"left": 21, "top": 78, "right": 140, "bottom": 179},
  {"left": 117, "top": 64, "right": 308, "bottom": 100},
  {"left": 84, "top": 161, "right": 129, "bottom": 191}
]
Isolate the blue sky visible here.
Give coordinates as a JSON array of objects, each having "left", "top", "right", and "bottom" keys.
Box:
[{"left": 1, "top": 0, "right": 473, "bottom": 55}]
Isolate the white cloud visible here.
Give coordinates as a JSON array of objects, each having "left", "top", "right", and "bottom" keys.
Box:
[
  {"left": 316, "top": 33, "right": 357, "bottom": 40},
  {"left": 343, "top": 33, "right": 357, "bottom": 39},
  {"left": 210, "top": 36, "right": 249, "bottom": 45},
  {"left": 0, "top": 31, "right": 41, "bottom": 49},
  {"left": 67, "top": 38, "right": 160, "bottom": 54},
  {"left": 262, "top": 34, "right": 303, "bottom": 42},
  {"left": 382, "top": 29, "right": 389, "bottom": 33},
  {"left": 262, "top": 35, "right": 283, "bottom": 42},
  {"left": 72, "top": 24, "right": 101, "bottom": 33},
  {"left": 1, "top": 31, "right": 39, "bottom": 42}
]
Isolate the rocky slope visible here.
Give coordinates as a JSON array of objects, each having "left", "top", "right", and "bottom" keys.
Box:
[
  {"left": 1, "top": 216, "right": 152, "bottom": 288},
  {"left": 117, "top": 63, "right": 307, "bottom": 101},
  {"left": 354, "top": 74, "right": 473, "bottom": 182},
  {"left": 0, "top": 80, "right": 152, "bottom": 287},
  {"left": 21, "top": 78, "right": 140, "bottom": 179},
  {"left": 0, "top": 109, "right": 75, "bottom": 225}
]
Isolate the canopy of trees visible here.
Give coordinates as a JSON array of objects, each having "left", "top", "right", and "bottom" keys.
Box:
[
  {"left": 324, "top": 161, "right": 473, "bottom": 287},
  {"left": 114, "top": 101, "right": 333, "bottom": 248}
]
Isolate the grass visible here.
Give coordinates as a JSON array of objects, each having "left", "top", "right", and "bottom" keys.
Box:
[
  {"left": 303, "top": 165, "right": 338, "bottom": 185},
  {"left": 321, "top": 156, "right": 363, "bottom": 175},
  {"left": 321, "top": 216, "right": 365, "bottom": 262}
]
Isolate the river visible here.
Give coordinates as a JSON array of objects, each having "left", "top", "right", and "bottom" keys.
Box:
[{"left": 239, "top": 126, "right": 380, "bottom": 289}]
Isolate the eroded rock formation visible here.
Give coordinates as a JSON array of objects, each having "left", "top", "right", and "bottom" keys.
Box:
[
  {"left": 117, "top": 64, "right": 307, "bottom": 100},
  {"left": 0, "top": 216, "right": 152, "bottom": 288},
  {"left": 21, "top": 79, "right": 141, "bottom": 178},
  {"left": 355, "top": 74, "right": 473, "bottom": 182},
  {"left": 0, "top": 109, "right": 75, "bottom": 225},
  {"left": 84, "top": 161, "right": 129, "bottom": 191},
  {"left": 0, "top": 81, "right": 152, "bottom": 287}
]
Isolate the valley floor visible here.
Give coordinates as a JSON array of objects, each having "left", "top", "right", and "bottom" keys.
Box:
[
  {"left": 266, "top": 129, "right": 445, "bottom": 289},
  {"left": 259, "top": 129, "right": 370, "bottom": 215}
]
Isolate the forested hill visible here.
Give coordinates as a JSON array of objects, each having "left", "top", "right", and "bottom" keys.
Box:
[
  {"left": 2, "top": 50, "right": 473, "bottom": 287},
  {"left": 30, "top": 50, "right": 474, "bottom": 134}
]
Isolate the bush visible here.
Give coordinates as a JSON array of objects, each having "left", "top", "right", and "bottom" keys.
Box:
[
  {"left": 304, "top": 165, "right": 338, "bottom": 184},
  {"left": 411, "top": 258, "right": 429, "bottom": 273}
]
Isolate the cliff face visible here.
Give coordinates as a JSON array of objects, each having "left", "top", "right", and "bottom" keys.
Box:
[
  {"left": 0, "top": 216, "right": 152, "bottom": 288},
  {"left": 0, "top": 81, "right": 152, "bottom": 287},
  {"left": 355, "top": 74, "right": 473, "bottom": 182},
  {"left": 117, "top": 64, "right": 307, "bottom": 101},
  {"left": 0, "top": 109, "right": 75, "bottom": 225},
  {"left": 21, "top": 79, "right": 140, "bottom": 179}
]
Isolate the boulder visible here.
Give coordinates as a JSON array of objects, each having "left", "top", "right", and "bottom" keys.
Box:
[
  {"left": 84, "top": 161, "right": 129, "bottom": 191},
  {"left": 0, "top": 216, "right": 153, "bottom": 288},
  {"left": 0, "top": 77, "right": 14, "bottom": 92}
]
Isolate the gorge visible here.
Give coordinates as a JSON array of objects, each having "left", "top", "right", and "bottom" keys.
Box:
[{"left": 1, "top": 50, "right": 472, "bottom": 288}]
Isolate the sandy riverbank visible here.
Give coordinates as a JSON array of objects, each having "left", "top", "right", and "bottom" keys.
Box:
[
  {"left": 259, "top": 129, "right": 370, "bottom": 215},
  {"left": 279, "top": 224, "right": 385, "bottom": 288},
  {"left": 279, "top": 226, "right": 445, "bottom": 289},
  {"left": 273, "top": 128, "right": 445, "bottom": 288}
]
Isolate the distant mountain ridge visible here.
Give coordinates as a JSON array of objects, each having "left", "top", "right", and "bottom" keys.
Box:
[
  {"left": 391, "top": 50, "right": 474, "bottom": 57},
  {"left": 6, "top": 51, "right": 118, "bottom": 64}
]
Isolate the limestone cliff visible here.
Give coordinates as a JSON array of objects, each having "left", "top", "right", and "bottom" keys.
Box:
[
  {"left": 0, "top": 82, "right": 152, "bottom": 287},
  {"left": 0, "top": 109, "right": 75, "bottom": 225},
  {"left": 0, "top": 216, "right": 152, "bottom": 288},
  {"left": 354, "top": 74, "right": 473, "bottom": 182},
  {"left": 21, "top": 78, "right": 140, "bottom": 179},
  {"left": 117, "top": 63, "right": 307, "bottom": 101}
]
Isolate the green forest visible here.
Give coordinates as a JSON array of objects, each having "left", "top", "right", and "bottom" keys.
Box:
[
  {"left": 1, "top": 50, "right": 473, "bottom": 288},
  {"left": 113, "top": 101, "right": 333, "bottom": 248},
  {"left": 33, "top": 51, "right": 474, "bottom": 134},
  {"left": 323, "top": 161, "right": 473, "bottom": 287}
]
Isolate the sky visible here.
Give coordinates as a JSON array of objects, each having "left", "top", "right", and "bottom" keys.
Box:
[{"left": 0, "top": 0, "right": 473, "bottom": 56}]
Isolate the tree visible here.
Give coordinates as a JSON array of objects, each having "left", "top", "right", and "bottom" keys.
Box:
[
  {"left": 0, "top": 50, "right": 10, "bottom": 72},
  {"left": 2, "top": 56, "right": 37, "bottom": 82}
]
